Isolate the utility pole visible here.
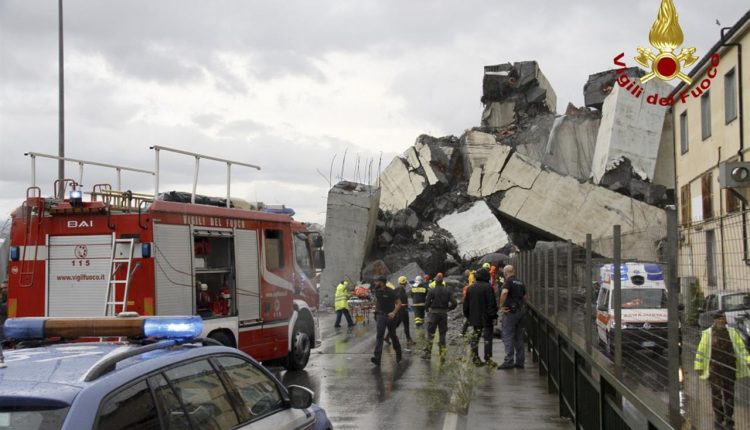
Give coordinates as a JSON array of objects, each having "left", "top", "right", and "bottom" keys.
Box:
[{"left": 58, "top": 0, "right": 65, "bottom": 187}]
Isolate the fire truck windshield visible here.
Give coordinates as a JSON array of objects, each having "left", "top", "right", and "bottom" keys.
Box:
[{"left": 294, "top": 233, "right": 313, "bottom": 278}]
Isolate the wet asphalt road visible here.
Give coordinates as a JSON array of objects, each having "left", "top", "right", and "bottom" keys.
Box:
[{"left": 271, "top": 311, "right": 573, "bottom": 430}]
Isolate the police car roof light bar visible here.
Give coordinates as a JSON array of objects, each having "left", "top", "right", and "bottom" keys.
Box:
[{"left": 3, "top": 316, "right": 203, "bottom": 341}]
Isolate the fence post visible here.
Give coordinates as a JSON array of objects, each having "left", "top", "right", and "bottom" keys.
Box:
[
  {"left": 567, "top": 240, "right": 573, "bottom": 338},
  {"left": 613, "top": 225, "right": 622, "bottom": 375},
  {"left": 585, "top": 234, "right": 592, "bottom": 354},
  {"left": 666, "top": 208, "right": 681, "bottom": 426},
  {"left": 554, "top": 246, "right": 559, "bottom": 324},
  {"left": 544, "top": 249, "right": 550, "bottom": 316}
]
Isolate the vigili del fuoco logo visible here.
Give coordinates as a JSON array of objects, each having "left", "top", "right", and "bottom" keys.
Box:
[{"left": 611, "top": 0, "right": 721, "bottom": 106}]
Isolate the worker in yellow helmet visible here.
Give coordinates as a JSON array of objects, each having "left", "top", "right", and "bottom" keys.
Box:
[
  {"left": 393, "top": 276, "right": 415, "bottom": 346},
  {"left": 410, "top": 276, "right": 429, "bottom": 338},
  {"left": 334, "top": 280, "right": 355, "bottom": 329}
]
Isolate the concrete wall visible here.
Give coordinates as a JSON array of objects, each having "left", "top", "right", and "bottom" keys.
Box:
[
  {"left": 320, "top": 182, "right": 380, "bottom": 306},
  {"left": 592, "top": 78, "right": 674, "bottom": 183}
]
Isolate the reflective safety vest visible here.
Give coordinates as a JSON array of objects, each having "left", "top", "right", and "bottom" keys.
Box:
[
  {"left": 467, "top": 271, "right": 476, "bottom": 286},
  {"left": 429, "top": 280, "right": 446, "bottom": 289},
  {"left": 694, "top": 327, "right": 750, "bottom": 380},
  {"left": 335, "top": 283, "right": 350, "bottom": 311},
  {"left": 410, "top": 284, "right": 428, "bottom": 306}
]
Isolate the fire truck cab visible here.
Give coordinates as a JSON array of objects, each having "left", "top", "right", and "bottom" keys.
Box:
[{"left": 6, "top": 147, "right": 325, "bottom": 371}]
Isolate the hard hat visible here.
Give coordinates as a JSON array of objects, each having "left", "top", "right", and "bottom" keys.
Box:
[
  {"left": 414, "top": 276, "right": 424, "bottom": 284},
  {"left": 398, "top": 276, "right": 408, "bottom": 285},
  {"left": 435, "top": 273, "right": 443, "bottom": 279},
  {"left": 343, "top": 280, "right": 350, "bottom": 286},
  {"left": 482, "top": 262, "right": 491, "bottom": 269},
  {"left": 200, "top": 283, "right": 208, "bottom": 292}
]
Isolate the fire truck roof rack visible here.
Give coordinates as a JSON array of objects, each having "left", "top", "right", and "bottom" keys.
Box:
[
  {"left": 24, "top": 152, "right": 155, "bottom": 200},
  {"left": 150, "top": 145, "right": 261, "bottom": 209}
]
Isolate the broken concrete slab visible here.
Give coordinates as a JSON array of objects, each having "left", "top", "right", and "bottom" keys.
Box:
[
  {"left": 652, "top": 113, "right": 675, "bottom": 189},
  {"left": 388, "top": 262, "right": 425, "bottom": 288},
  {"left": 388, "top": 208, "right": 419, "bottom": 233},
  {"left": 591, "top": 78, "right": 673, "bottom": 184},
  {"left": 320, "top": 181, "right": 380, "bottom": 305},
  {"left": 540, "top": 111, "right": 600, "bottom": 180},
  {"left": 460, "top": 131, "right": 497, "bottom": 178},
  {"left": 583, "top": 68, "right": 644, "bottom": 110},
  {"left": 378, "top": 156, "right": 427, "bottom": 212},
  {"left": 482, "top": 61, "right": 557, "bottom": 114},
  {"left": 473, "top": 146, "right": 666, "bottom": 261},
  {"left": 437, "top": 200, "right": 509, "bottom": 260},
  {"left": 362, "top": 260, "right": 390, "bottom": 282},
  {"left": 481, "top": 101, "right": 516, "bottom": 128}
]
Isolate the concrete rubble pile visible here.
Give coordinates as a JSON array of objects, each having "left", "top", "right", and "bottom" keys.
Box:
[{"left": 320, "top": 61, "right": 676, "bottom": 302}]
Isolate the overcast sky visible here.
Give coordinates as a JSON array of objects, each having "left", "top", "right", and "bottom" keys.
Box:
[{"left": 1, "top": 0, "right": 747, "bottom": 224}]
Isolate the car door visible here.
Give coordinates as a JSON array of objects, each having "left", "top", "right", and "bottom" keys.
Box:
[{"left": 214, "top": 355, "right": 314, "bottom": 430}]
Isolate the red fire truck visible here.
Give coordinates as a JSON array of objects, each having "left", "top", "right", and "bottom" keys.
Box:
[{"left": 6, "top": 146, "right": 325, "bottom": 370}]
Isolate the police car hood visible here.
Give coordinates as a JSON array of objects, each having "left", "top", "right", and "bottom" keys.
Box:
[{"left": 622, "top": 309, "right": 668, "bottom": 323}]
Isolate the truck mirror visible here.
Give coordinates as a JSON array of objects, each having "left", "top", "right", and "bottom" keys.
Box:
[
  {"left": 311, "top": 233, "right": 323, "bottom": 249},
  {"left": 313, "top": 249, "right": 326, "bottom": 270}
]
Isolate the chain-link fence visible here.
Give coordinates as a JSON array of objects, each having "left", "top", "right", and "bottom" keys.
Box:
[{"left": 510, "top": 208, "right": 750, "bottom": 429}]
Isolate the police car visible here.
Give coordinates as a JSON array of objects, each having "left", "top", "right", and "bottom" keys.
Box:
[{"left": 0, "top": 315, "right": 332, "bottom": 430}]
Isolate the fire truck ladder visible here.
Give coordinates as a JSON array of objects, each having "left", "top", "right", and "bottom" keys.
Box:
[
  {"left": 104, "top": 237, "right": 136, "bottom": 316},
  {"left": 19, "top": 187, "right": 44, "bottom": 288}
]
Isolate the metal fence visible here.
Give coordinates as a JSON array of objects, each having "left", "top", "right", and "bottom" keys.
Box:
[{"left": 511, "top": 208, "right": 750, "bottom": 429}]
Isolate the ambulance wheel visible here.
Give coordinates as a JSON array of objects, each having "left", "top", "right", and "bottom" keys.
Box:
[
  {"left": 209, "top": 331, "right": 235, "bottom": 348},
  {"left": 287, "top": 323, "right": 311, "bottom": 371}
]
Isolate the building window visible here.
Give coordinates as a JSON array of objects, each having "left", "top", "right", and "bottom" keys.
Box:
[
  {"left": 680, "top": 111, "right": 688, "bottom": 154},
  {"left": 726, "top": 189, "right": 742, "bottom": 213},
  {"left": 680, "top": 184, "right": 691, "bottom": 226},
  {"left": 706, "top": 230, "right": 717, "bottom": 287},
  {"left": 701, "top": 91, "right": 711, "bottom": 140},
  {"left": 725, "top": 68, "right": 737, "bottom": 123},
  {"left": 701, "top": 172, "right": 713, "bottom": 220}
]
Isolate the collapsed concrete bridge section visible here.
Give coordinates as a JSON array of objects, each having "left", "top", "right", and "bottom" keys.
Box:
[{"left": 467, "top": 145, "right": 666, "bottom": 261}]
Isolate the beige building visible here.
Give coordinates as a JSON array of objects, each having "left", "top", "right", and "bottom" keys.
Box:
[{"left": 673, "top": 10, "right": 750, "bottom": 294}]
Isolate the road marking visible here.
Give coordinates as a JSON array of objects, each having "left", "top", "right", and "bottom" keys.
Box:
[{"left": 442, "top": 412, "right": 458, "bottom": 430}]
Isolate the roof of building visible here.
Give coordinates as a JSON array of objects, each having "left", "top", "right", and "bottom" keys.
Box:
[{"left": 670, "top": 8, "right": 750, "bottom": 98}]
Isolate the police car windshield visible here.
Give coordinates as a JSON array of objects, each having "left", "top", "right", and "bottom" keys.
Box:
[
  {"left": 722, "top": 293, "right": 750, "bottom": 311},
  {"left": 0, "top": 407, "right": 69, "bottom": 430},
  {"left": 621, "top": 289, "right": 667, "bottom": 309}
]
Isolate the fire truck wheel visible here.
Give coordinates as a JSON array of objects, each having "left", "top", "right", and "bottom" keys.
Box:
[
  {"left": 287, "top": 323, "right": 311, "bottom": 371},
  {"left": 208, "top": 331, "right": 235, "bottom": 348}
]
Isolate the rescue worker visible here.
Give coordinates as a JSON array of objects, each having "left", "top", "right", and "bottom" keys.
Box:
[
  {"left": 409, "top": 276, "right": 429, "bottom": 336},
  {"left": 694, "top": 310, "right": 750, "bottom": 429},
  {"left": 463, "top": 268, "right": 498, "bottom": 367},
  {"left": 393, "top": 276, "right": 415, "bottom": 346},
  {"left": 371, "top": 276, "right": 403, "bottom": 366},
  {"left": 429, "top": 273, "right": 447, "bottom": 289},
  {"left": 0, "top": 280, "right": 7, "bottom": 338},
  {"left": 423, "top": 275, "right": 457, "bottom": 361},
  {"left": 498, "top": 265, "right": 527, "bottom": 369},
  {"left": 334, "top": 280, "right": 355, "bottom": 329},
  {"left": 461, "top": 269, "right": 476, "bottom": 336}
]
